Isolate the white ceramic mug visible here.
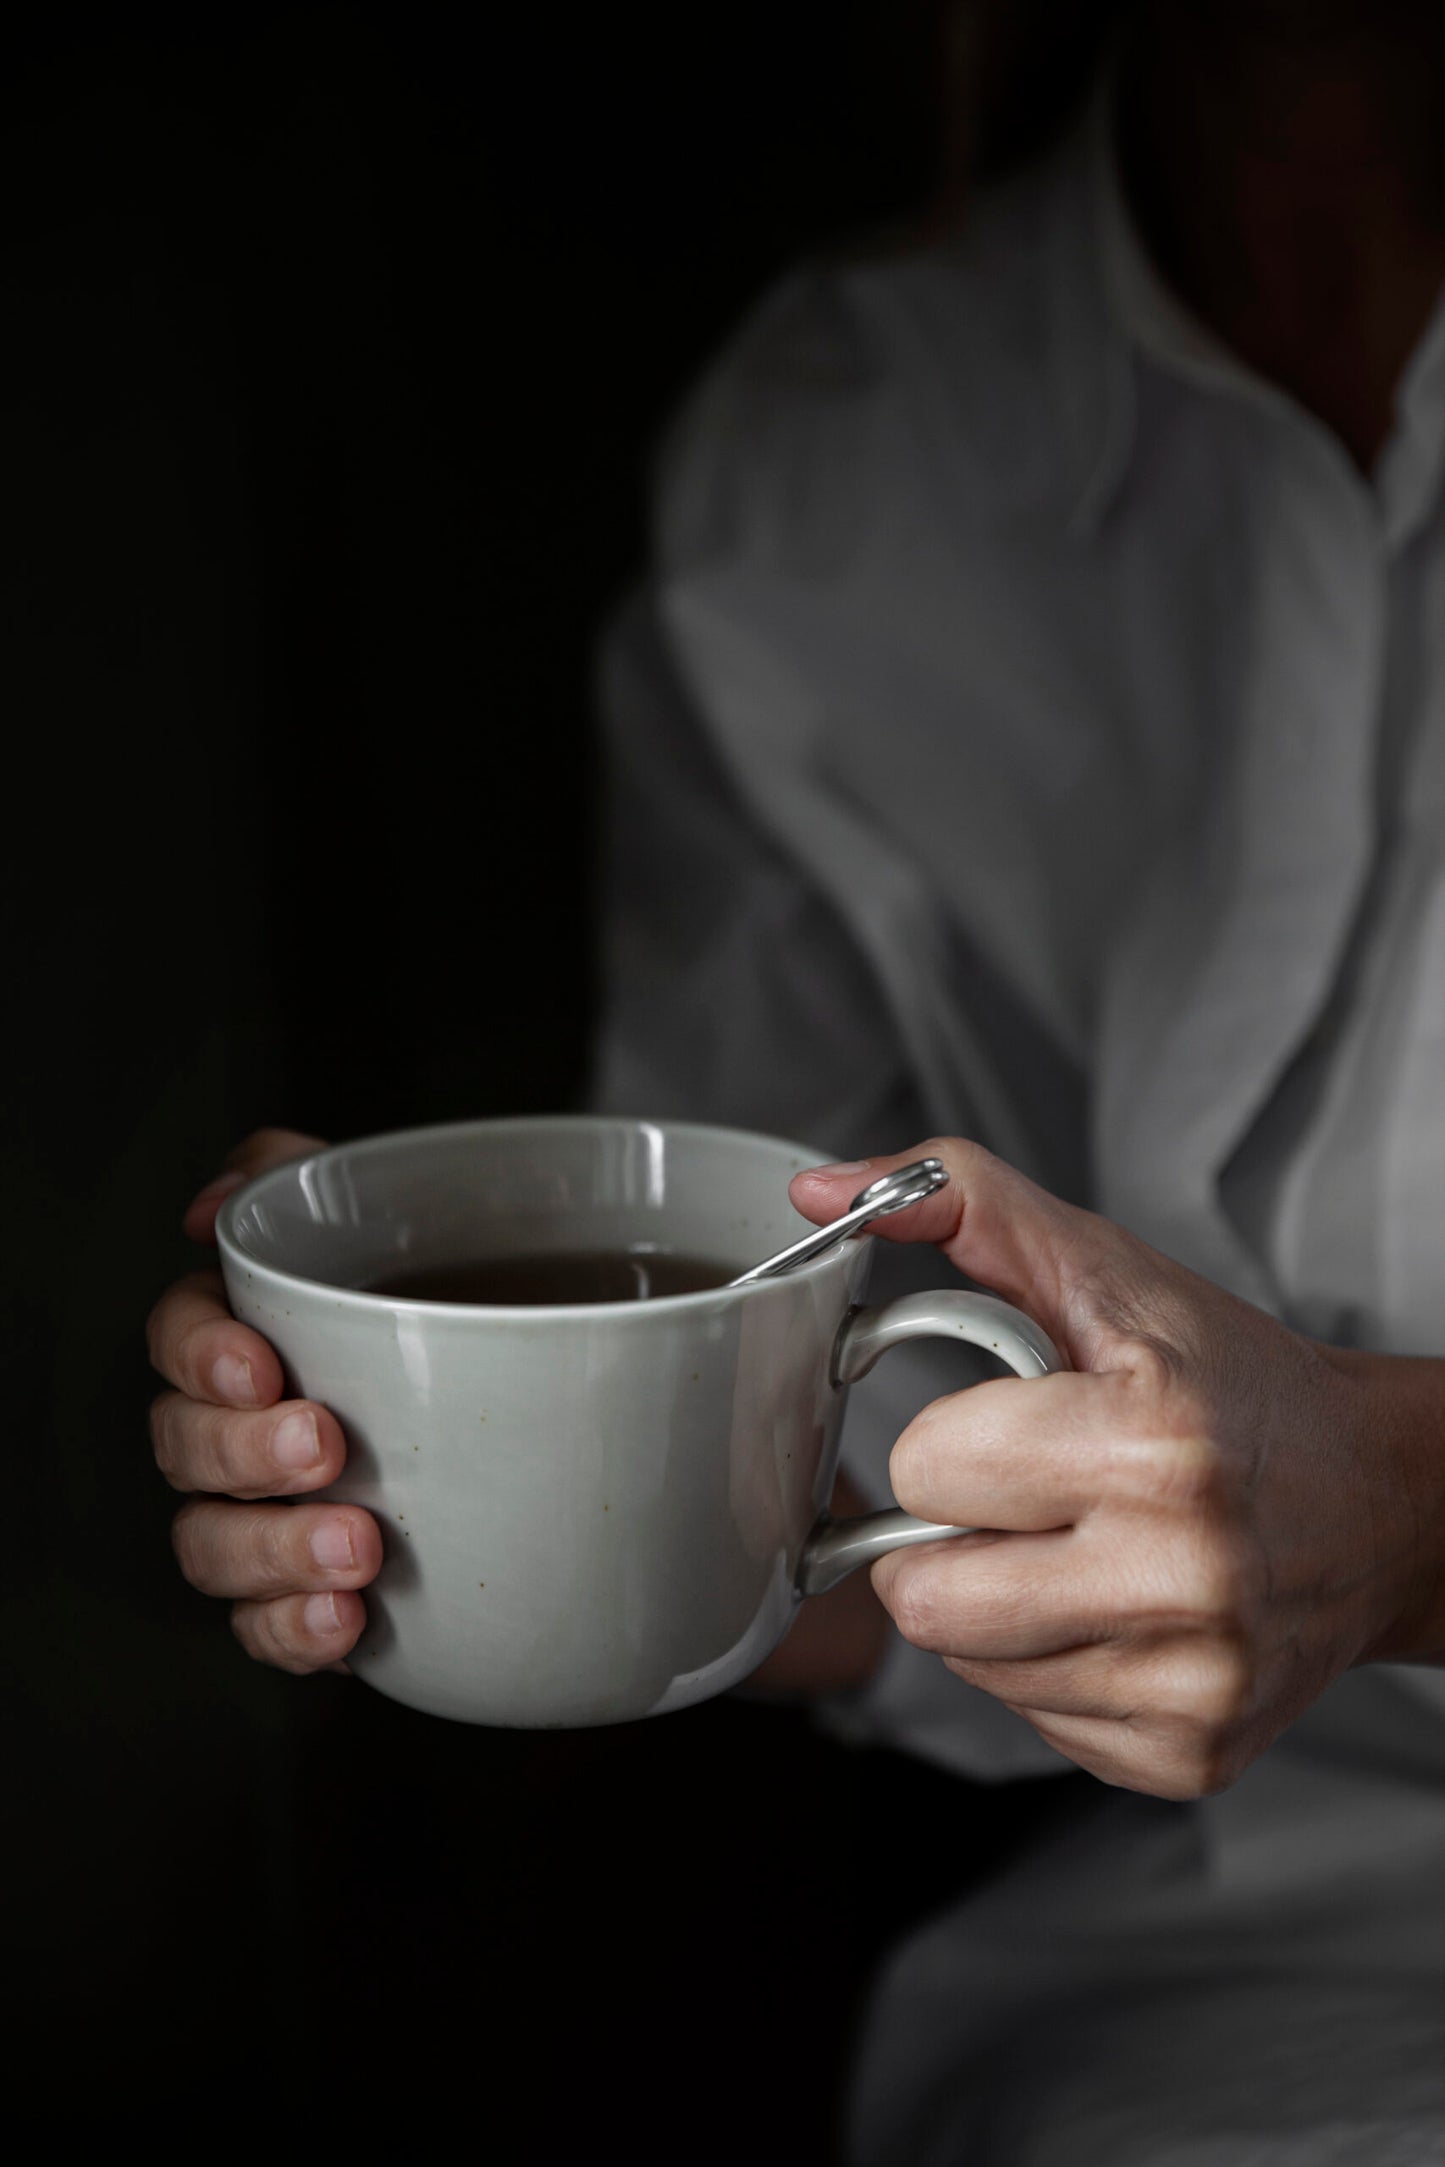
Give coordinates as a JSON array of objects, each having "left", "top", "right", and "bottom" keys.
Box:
[{"left": 216, "top": 1116, "right": 1061, "bottom": 1727}]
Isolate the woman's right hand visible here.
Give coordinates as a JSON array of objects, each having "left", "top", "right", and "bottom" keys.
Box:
[{"left": 147, "top": 1128, "right": 383, "bottom": 1673}]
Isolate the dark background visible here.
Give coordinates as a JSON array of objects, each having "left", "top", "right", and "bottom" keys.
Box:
[{"left": 5, "top": 5, "right": 1104, "bottom": 2151}]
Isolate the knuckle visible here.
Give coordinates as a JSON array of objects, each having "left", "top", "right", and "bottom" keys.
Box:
[
  {"left": 230, "top": 1601, "right": 286, "bottom": 1670},
  {"left": 1109, "top": 1427, "right": 1230, "bottom": 1517},
  {"left": 887, "top": 1559, "right": 954, "bottom": 1652},
  {"left": 209, "top": 1413, "right": 274, "bottom": 1499},
  {"left": 919, "top": 1135, "right": 1033, "bottom": 1217},
  {"left": 1101, "top": 1724, "right": 1242, "bottom": 1804},
  {"left": 1180, "top": 1540, "right": 1252, "bottom": 1631},
  {"left": 1153, "top": 1433, "right": 1229, "bottom": 1511},
  {"left": 930, "top": 1134, "right": 1007, "bottom": 1183},
  {"left": 1193, "top": 1645, "right": 1254, "bottom": 1731},
  {"left": 1149, "top": 1656, "right": 1255, "bottom": 1798},
  {"left": 1164, "top": 1633, "right": 1255, "bottom": 1729},
  {"left": 233, "top": 1597, "right": 310, "bottom": 1675},
  {"left": 256, "top": 1508, "right": 304, "bottom": 1588},
  {"left": 155, "top": 1395, "right": 252, "bottom": 1500}
]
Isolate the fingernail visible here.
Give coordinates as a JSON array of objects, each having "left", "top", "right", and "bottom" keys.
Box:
[
  {"left": 304, "top": 1592, "right": 346, "bottom": 1637},
  {"left": 212, "top": 1353, "right": 258, "bottom": 1405},
  {"left": 273, "top": 1409, "right": 321, "bottom": 1468},
  {"left": 801, "top": 1160, "right": 870, "bottom": 1178},
  {"left": 309, "top": 1518, "right": 355, "bottom": 1571}
]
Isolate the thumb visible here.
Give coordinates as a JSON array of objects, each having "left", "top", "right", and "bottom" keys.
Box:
[{"left": 788, "top": 1138, "right": 1103, "bottom": 1354}]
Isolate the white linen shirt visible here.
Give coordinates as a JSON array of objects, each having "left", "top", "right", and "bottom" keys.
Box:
[{"left": 591, "top": 96, "right": 1445, "bottom": 1794}]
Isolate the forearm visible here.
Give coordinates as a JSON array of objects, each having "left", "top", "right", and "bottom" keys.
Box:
[{"left": 1322, "top": 1345, "right": 1445, "bottom": 1665}]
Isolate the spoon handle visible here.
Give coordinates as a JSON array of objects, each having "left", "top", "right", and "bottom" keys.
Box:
[{"left": 727, "top": 1157, "right": 948, "bottom": 1287}]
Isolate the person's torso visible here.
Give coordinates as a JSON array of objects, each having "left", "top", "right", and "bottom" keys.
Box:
[{"left": 654, "top": 120, "right": 1445, "bottom": 1357}]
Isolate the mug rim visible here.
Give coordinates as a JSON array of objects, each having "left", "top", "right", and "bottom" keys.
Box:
[{"left": 215, "top": 1112, "right": 863, "bottom": 1319}]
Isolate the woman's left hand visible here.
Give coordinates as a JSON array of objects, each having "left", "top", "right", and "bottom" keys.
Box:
[{"left": 791, "top": 1140, "right": 1445, "bottom": 1799}]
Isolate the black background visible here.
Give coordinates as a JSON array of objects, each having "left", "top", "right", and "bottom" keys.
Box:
[{"left": 5, "top": 6, "right": 1098, "bottom": 2152}]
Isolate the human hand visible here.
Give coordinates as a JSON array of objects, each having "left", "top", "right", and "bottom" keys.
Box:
[
  {"left": 790, "top": 1141, "right": 1445, "bottom": 1797},
  {"left": 148, "top": 1129, "right": 382, "bottom": 1673}
]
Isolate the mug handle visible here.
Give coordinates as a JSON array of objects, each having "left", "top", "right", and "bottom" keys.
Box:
[{"left": 797, "top": 1291, "right": 1064, "bottom": 1597}]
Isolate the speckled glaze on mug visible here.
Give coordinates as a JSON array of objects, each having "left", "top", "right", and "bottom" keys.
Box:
[{"left": 216, "top": 1117, "right": 1059, "bottom": 1728}]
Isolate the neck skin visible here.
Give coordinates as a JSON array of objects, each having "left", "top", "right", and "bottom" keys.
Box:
[{"left": 1114, "top": 3, "right": 1445, "bottom": 470}]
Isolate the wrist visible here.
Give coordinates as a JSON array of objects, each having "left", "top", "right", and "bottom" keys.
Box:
[{"left": 1319, "top": 1345, "right": 1445, "bottom": 1665}]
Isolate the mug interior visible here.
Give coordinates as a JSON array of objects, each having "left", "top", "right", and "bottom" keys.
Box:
[{"left": 220, "top": 1117, "right": 835, "bottom": 1300}]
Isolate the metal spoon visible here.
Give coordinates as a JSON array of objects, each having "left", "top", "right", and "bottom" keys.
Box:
[{"left": 727, "top": 1157, "right": 948, "bottom": 1288}]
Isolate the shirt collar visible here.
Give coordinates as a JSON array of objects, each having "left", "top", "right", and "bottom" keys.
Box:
[
  {"left": 1061, "top": 76, "right": 1278, "bottom": 537},
  {"left": 1060, "top": 77, "right": 1445, "bottom": 551}
]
